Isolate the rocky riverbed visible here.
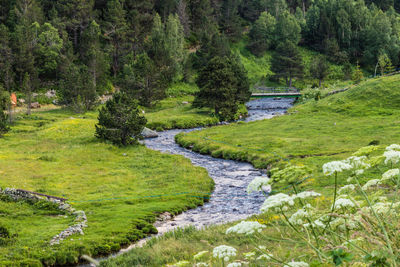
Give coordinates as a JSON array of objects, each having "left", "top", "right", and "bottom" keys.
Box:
[{"left": 143, "top": 97, "right": 294, "bottom": 234}]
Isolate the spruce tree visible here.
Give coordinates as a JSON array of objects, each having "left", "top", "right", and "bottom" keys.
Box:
[
  {"left": 95, "top": 92, "right": 147, "bottom": 146},
  {"left": 310, "top": 55, "right": 330, "bottom": 87},
  {"left": 0, "top": 85, "right": 9, "bottom": 136},
  {"left": 271, "top": 41, "right": 304, "bottom": 87},
  {"left": 194, "top": 55, "right": 250, "bottom": 121}
]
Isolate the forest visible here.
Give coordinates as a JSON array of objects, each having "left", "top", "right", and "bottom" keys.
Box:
[{"left": 0, "top": 0, "right": 399, "bottom": 117}]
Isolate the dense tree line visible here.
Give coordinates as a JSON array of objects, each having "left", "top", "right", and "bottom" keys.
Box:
[{"left": 0, "top": 0, "right": 399, "bottom": 122}]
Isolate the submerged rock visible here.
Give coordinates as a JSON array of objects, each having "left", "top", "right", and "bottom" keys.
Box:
[{"left": 141, "top": 127, "right": 159, "bottom": 139}]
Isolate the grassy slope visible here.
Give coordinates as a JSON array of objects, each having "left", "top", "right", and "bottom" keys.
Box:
[
  {"left": 102, "top": 75, "right": 400, "bottom": 267},
  {"left": 176, "top": 74, "right": 400, "bottom": 193},
  {"left": 233, "top": 39, "right": 347, "bottom": 88},
  {"left": 0, "top": 108, "right": 214, "bottom": 265}
]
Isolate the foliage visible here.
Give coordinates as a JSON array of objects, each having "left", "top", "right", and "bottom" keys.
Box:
[
  {"left": 0, "top": 106, "right": 213, "bottom": 265},
  {"left": 0, "top": 86, "right": 9, "bottom": 135},
  {"left": 194, "top": 56, "right": 251, "bottom": 121},
  {"left": 310, "top": 56, "right": 330, "bottom": 87},
  {"left": 248, "top": 12, "right": 276, "bottom": 56},
  {"left": 95, "top": 92, "right": 147, "bottom": 146},
  {"left": 271, "top": 41, "right": 304, "bottom": 87}
]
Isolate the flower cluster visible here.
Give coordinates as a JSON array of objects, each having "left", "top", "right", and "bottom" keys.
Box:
[
  {"left": 333, "top": 198, "right": 355, "bottom": 210},
  {"left": 294, "top": 191, "right": 321, "bottom": 200},
  {"left": 247, "top": 176, "right": 271, "bottom": 194},
  {"left": 383, "top": 150, "right": 400, "bottom": 165},
  {"left": 322, "top": 161, "right": 352, "bottom": 176},
  {"left": 226, "top": 221, "right": 266, "bottom": 235},
  {"left": 289, "top": 208, "right": 310, "bottom": 225},
  {"left": 362, "top": 179, "right": 381, "bottom": 190},
  {"left": 226, "top": 262, "right": 242, "bottom": 267},
  {"left": 338, "top": 184, "right": 356, "bottom": 194},
  {"left": 381, "top": 168, "right": 400, "bottom": 181},
  {"left": 213, "top": 245, "right": 237, "bottom": 262},
  {"left": 386, "top": 144, "right": 400, "bottom": 151},
  {"left": 260, "top": 193, "right": 294, "bottom": 213},
  {"left": 193, "top": 251, "right": 208, "bottom": 260},
  {"left": 352, "top": 145, "right": 378, "bottom": 156},
  {"left": 257, "top": 254, "right": 272, "bottom": 260},
  {"left": 343, "top": 156, "right": 371, "bottom": 170}
]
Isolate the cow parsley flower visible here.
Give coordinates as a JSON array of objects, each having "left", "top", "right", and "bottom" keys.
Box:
[
  {"left": 289, "top": 209, "right": 310, "bottom": 225},
  {"left": 213, "top": 245, "right": 237, "bottom": 262},
  {"left": 343, "top": 156, "right": 371, "bottom": 170},
  {"left": 257, "top": 254, "right": 272, "bottom": 260},
  {"left": 247, "top": 177, "right": 271, "bottom": 194},
  {"left": 371, "top": 202, "right": 391, "bottom": 214},
  {"left": 260, "top": 193, "right": 294, "bottom": 213},
  {"left": 362, "top": 179, "right": 381, "bottom": 190},
  {"left": 333, "top": 198, "right": 355, "bottom": 210},
  {"left": 284, "top": 261, "right": 309, "bottom": 267},
  {"left": 323, "top": 161, "right": 352, "bottom": 176},
  {"left": 330, "top": 217, "right": 358, "bottom": 231},
  {"left": 226, "top": 221, "right": 266, "bottom": 235},
  {"left": 294, "top": 191, "right": 321, "bottom": 200},
  {"left": 227, "top": 263, "right": 241, "bottom": 267},
  {"left": 382, "top": 169, "right": 400, "bottom": 181},
  {"left": 338, "top": 184, "right": 356, "bottom": 195},
  {"left": 384, "top": 150, "right": 400, "bottom": 165},
  {"left": 195, "top": 263, "right": 209, "bottom": 267},
  {"left": 243, "top": 252, "right": 256, "bottom": 259},
  {"left": 303, "top": 219, "right": 325, "bottom": 228},
  {"left": 173, "top": 261, "right": 190, "bottom": 266},
  {"left": 355, "top": 169, "right": 364, "bottom": 176},
  {"left": 386, "top": 144, "right": 400, "bottom": 151}
]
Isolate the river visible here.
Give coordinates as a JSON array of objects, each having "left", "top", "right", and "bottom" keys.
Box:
[{"left": 85, "top": 98, "right": 294, "bottom": 265}]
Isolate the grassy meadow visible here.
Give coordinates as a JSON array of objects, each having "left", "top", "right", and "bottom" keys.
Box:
[
  {"left": 0, "top": 101, "right": 214, "bottom": 265},
  {"left": 101, "top": 74, "right": 400, "bottom": 266}
]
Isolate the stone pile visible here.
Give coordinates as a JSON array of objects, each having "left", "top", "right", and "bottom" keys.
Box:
[{"left": 0, "top": 187, "right": 87, "bottom": 246}]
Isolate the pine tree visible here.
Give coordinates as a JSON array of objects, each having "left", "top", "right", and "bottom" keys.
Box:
[
  {"left": 0, "top": 84, "right": 9, "bottom": 136},
  {"left": 95, "top": 92, "right": 147, "bottom": 146},
  {"left": 194, "top": 55, "right": 250, "bottom": 121},
  {"left": 22, "top": 73, "right": 32, "bottom": 115},
  {"left": 310, "top": 55, "right": 330, "bottom": 87},
  {"left": 248, "top": 11, "right": 276, "bottom": 56},
  {"left": 81, "top": 20, "right": 109, "bottom": 94},
  {"left": 104, "top": 0, "right": 128, "bottom": 77},
  {"left": 271, "top": 41, "right": 304, "bottom": 87}
]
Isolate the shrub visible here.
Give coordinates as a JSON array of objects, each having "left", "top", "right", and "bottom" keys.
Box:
[{"left": 95, "top": 92, "right": 147, "bottom": 146}]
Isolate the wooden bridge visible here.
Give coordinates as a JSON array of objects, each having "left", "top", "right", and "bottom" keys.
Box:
[{"left": 251, "top": 87, "right": 301, "bottom": 98}]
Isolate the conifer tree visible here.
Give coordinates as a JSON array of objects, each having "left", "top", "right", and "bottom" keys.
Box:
[
  {"left": 271, "top": 41, "right": 304, "bottom": 87},
  {"left": 95, "top": 92, "right": 147, "bottom": 146}
]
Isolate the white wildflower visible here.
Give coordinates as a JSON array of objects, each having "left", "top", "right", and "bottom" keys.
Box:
[
  {"left": 284, "top": 261, "right": 309, "bottom": 267},
  {"left": 344, "top": 156, "right": 371, "bottom": 170},
  {"left": 226, "top": 221, "right": 266, "bottom": 235},
  {"left": 338, "top": 184, "right": 356, "bottom": 195},
  {"left": 227, "top": 263, "right": 241, "bottom": 267},
  {"left": 258, "top": 245, "right": 266, "bottom": 250},
  {"left": 193, "top": 251, "right": 208, "bottom": 260},
  {"left": 330, "top": 217, "right": 358, "bottom": 231},
  {"left": 371, "top": 202, "right": 391, "bottom": 214},
  {"left": 260, "top": 193, "right": 294, "bottom": 213},
  {"left": 257, "top": 254, "right": 272, "bottom": 260},
  {"left": 195, "top": 263, "right": 208, "bottom": 267},
  {"left": 333, "top": 198, "right": 355, "bottom": 210},
  {"left": 355, "top": 169, "right": 364, "bottom": 176},
  {"left": 173, "top": 261, "right": 190, "bottom": 267},
  {"left": 384, "top": 150, "right": 400, "bottom": 165},
  {"left": 382, "top": 169, "right": 400, "bottom": 181},
  {"left": 213, "top": 245, "right": 237, "bottom": 262},
  {"left": 247, "top": 177, "right": 271, "bottom": 194},
  {"left": 294, "top": 191, "right": 321, "bottom": 200},
  {"left": 289, "top": 209, "right": 310, "bottom": 226},
  {"left": 323, "top": 161, "right": 352, "bottom": 176},
  {"left": 362, "top": 179, "right": 381, "bottom": 190},
  {"left": 386, "top": 144, "right": 400, "bottom": 151}
]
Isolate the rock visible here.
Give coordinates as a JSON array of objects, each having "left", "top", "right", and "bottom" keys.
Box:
[
  {"left": 30, "top": 102, "right": 41, "bottom": 109},
  {"left": 141, "top": 127, "right": 158, "bottom": 139},
  {"left": 18, "top": 98, "right": 25, "bottom": 104},
  {"left": 99, "top": 95, "right": 112, "bottom": 104},
  {"left": 182, "top": 101, "right": 189, "bottom": 105},
  {"left": 45, "top": 90, "right": 56, "bottom": 98},
  {"left": 32, "top": 93, "right": 39, "bottom": 98}
]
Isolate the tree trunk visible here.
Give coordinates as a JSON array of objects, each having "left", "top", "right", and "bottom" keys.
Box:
[
  {"left": 319, "top": 79, "right": 322, "bottom": 88},
  {"left": 27, "top": 89, "right": 31, "bottom": 115},
  {"left": 289, "top": 76, "right": 293, "bottom": 88}
]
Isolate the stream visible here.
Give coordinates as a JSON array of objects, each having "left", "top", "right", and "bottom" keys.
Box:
[{"left": 85, "top": 98, "right": 294, "bottom": 265}]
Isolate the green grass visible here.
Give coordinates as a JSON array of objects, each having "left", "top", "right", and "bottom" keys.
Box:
[
  {"left": 144, "top": 96, "right": 219, "bottom": 131},
  {"left": 232, "top": 38, "right": 349, "bottom": 88},
  {"left": 102, "top": 74, "right": 400, "bottom": 267},
  {"left": 0, "top": 108, "right": 214, "bottom": 266},
  {"left": 176, "top": 74, "right": 400, "bottom": 193}
]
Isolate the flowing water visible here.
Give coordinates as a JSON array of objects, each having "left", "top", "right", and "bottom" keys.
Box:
[{"left": 83, "top": 98, "right": 294, "bottom": 265}]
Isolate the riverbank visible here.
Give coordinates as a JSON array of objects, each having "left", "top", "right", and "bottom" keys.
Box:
[
  {"left": 0, "top": 106, "right": 214, "bottom": 266},
  {"left": 101, "top": 74, "right": 400, "bottom": 266}
]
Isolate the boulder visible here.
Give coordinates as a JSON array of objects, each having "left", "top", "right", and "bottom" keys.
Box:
[
  {"left": 45, "top": 90, "right": 57, "bottom": 98},
  {"left": 30, "top": 102, "right": 41, "bottom": 109},
  {"left": 141, "top": 127, "right": 159, "bottom": 139}
]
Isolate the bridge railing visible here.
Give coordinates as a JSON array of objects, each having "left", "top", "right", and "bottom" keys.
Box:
[{"left": 251, "top": 87, "right": 299, "bottom": 94}]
